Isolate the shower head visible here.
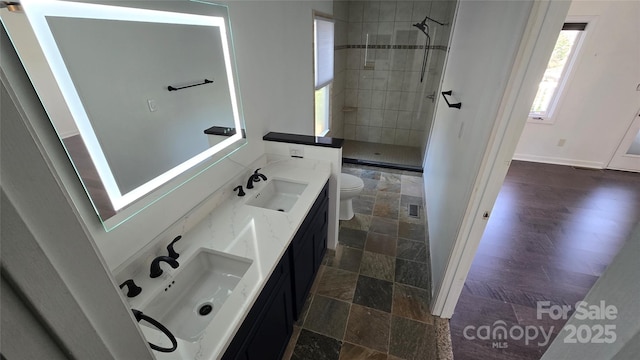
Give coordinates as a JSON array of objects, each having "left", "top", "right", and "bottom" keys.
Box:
[
  {"left": 414, "top": 15, "right": 448, "bottom": 34},
  {"left": 412, "top": 19, "right": 429, "bottom": 36}
]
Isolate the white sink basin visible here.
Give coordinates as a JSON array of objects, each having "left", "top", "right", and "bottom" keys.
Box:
[
  {"left": 246, "top": 179, "right": 308, "bottom": 213},
  {"left": 142, "top": 249, "right": 252, "bottom": 341}
]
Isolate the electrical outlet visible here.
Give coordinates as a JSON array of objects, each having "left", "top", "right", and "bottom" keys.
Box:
[
  {"left": 147, "top": 99, "right": 157, "bottom": 112},
  {"left": 289, "top": 146, "right": 304, "bottom": 158}
]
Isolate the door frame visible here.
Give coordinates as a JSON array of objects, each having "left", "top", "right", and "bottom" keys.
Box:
[
  {"left": 607, "top": 108, "right": 640, "bottom": 172},
  {"left": 431, "top": 0, "right": 571, "bottom": 317}
]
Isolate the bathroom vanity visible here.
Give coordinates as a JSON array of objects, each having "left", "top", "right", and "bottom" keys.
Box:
[
  {"left": 125, "top": 159, "right": 331, "bottom": 359},
  {"left": 223, "top": 180, "right": 328, "bottom": 359}
]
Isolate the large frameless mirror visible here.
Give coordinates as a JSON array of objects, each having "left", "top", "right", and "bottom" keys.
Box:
[{"left": 1, "top": 0, "right": 246, "bottom": 230}]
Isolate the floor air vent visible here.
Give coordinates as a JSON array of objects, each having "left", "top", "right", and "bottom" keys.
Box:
[{"left": 408, "top": 204, "right": 420, "bottom": 218}]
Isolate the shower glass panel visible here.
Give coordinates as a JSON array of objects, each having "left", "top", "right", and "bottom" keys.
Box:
[{"left": 330, "top": 0, "right": 457, "bottom": 171}]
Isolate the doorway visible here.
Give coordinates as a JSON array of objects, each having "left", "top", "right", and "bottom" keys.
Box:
[{"left": 450, "top": 161, "right": 640, "bottom": 359}]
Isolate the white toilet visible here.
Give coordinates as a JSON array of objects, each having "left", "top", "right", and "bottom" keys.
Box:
[{"left": 339, "top": 173, "right": 365, "bottom": 220}]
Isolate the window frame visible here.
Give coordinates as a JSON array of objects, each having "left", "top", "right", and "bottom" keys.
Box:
[
  {"left": 314, "top": 84, "right": 331, "bottom": 137},
  {"left": 313, "top": 12, "right": 334, "bottom": 136},
  {"left": 528, "top": 18, "right": 591, "bottom": 125}
]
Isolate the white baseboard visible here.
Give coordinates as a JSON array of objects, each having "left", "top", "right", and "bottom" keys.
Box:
[{"left": 512, "top": 153, "right": 605, "bottom": 169}]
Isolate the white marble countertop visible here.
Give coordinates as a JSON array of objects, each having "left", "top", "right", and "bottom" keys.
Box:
[{"left": 130, "top": 158, "right": 331, "bottom": 360}]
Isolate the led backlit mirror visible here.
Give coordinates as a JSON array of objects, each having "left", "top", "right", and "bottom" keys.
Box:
[{"left": 2, "top": 0, "right": 246, "bottom": 230}]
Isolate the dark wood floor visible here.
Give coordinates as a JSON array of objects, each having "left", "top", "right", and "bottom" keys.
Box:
[{"left": 450, "top": 161, "right": 640, "bottom": 359}]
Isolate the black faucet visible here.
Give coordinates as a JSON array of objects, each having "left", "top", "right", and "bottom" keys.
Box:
[
  {"left": 119, "top": 279, "right": 142, "bottom": 298},
  {"left": 246, "top": 168, "right": 267, "bottom": 189},
  {"left": 234, "top": 185, "right": 246, "bottom": 197},
  {"left": 166, "top": 235, "right": 182, "bottom": 259},
  {"left": 150, "top": 256, "right": 179, "bottom": 278}
]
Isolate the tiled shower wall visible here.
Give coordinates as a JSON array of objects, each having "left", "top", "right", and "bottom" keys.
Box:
[
  {"left": 331, "top": 0, "right": 455, "bottom": 149},
  {"left": 329, "top": 1, "right": 349, "bottom": 139}
]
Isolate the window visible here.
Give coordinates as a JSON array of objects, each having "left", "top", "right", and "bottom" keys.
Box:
[
  {"left": 315, "top": 85, "right": 330, "bottom": 136},
  {"left": 314, "top": 14, "right": 333, "bottom": 136},
  {"left": 529, "top": 22, "right": 587, "bottom": 123}
]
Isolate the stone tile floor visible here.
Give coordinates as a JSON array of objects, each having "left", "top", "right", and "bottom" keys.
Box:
[{"left": 282, "top": 164, "right": 450, "bottom": 360}]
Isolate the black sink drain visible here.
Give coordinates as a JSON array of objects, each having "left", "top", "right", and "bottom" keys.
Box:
[
  {"left": 277, "top": 209, "right": 285, "bottom": 212},
  {"left": 198, "top": 304, "right": 213, "bottom": 316}
]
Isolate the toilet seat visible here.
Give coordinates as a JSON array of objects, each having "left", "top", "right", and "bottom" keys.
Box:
[{"left": 341, "top": 173, "right": 364, "bottom": 191}]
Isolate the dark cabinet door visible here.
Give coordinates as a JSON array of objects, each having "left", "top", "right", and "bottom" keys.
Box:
[
  {"left": 291, "top": 195, "right": 328, "bottom": 319},
  {"left": 222, "top": 251, "right": 291, "bottom": 360},
  {"left": 313, "top": 199, "right": 329, "bottom": 269},
  {"left": 245, "top": 274, "right": 293, "bottom": 360},
  {"left": 292, "top": 230, "right": 316, "bottom": 318}
]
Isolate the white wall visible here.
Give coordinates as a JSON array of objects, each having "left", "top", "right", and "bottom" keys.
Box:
[
  {"left": 514, "top": 0, "right": 640, "bottom": 169},
  {"left": 226, "top": 1, "right": 332, "bottom": 137},
  {"left": 1, "top": 276, "right": 69, "bottom": 360}
]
